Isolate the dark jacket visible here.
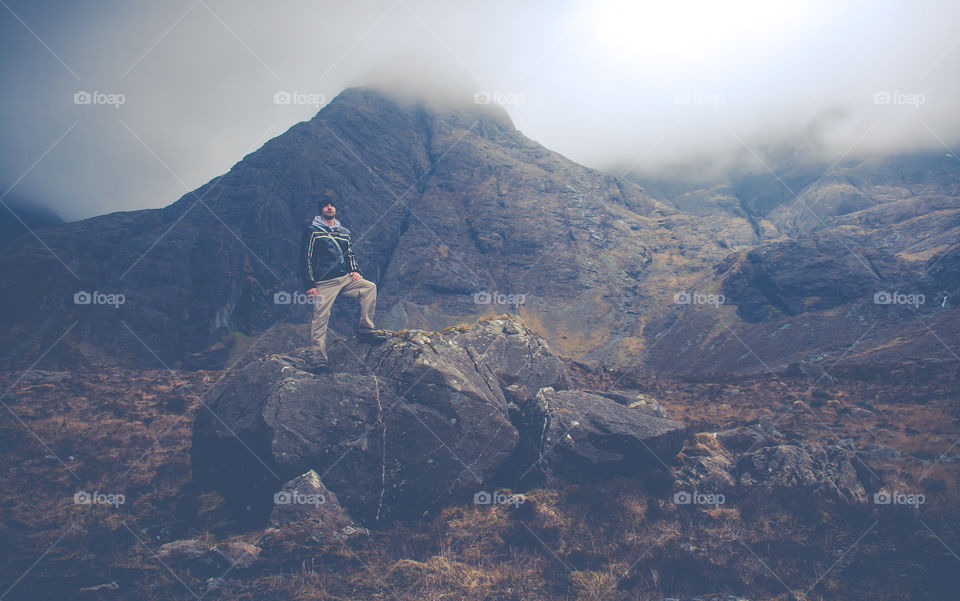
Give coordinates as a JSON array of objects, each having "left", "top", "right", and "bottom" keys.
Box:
[{"left": 299, "top": 218, "right": 361, "bottom": 289}]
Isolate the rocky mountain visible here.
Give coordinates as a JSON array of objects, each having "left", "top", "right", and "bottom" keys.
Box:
[
  {"left": 0, "top": 87, "right": 956, "bottom": 379},
  {"left": 0, "top": 87, "right": 725, "bottom": 372},
  {"left": 1, "top": 86, "right": 956, "bottom": 601},
  {"left": 624, "top": 151, "right": 960, "bottom": 376}
]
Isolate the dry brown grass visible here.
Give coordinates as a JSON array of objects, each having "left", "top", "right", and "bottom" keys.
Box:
[{"left": 0, "top": 365, "right": 958, "bottom": 600}]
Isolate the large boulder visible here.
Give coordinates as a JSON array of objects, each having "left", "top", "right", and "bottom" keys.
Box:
[
  {"left": 443, "top": 318, "right": 568, "bottom": 395},
  {"left": 515, "top": 388, "right": 685, "bottom": 480},
  {"left": 193, "top": 321, "right": 531, "bottom": 524},
  {"left": 192, "top": 317, "right": 687, "bottom": 524}
]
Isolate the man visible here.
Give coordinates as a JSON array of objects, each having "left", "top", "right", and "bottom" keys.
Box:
[{"left": 300, "top": 200, "right": 386, "bottom": 368}]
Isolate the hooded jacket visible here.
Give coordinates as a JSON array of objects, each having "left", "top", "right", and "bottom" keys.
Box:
[{"left": 299, "top": 216, "right": 361, "bottom": 289}]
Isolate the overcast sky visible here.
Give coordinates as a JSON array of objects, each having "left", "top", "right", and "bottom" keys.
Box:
[{"left": 1, "top": 0, "right": 958, "bottom": 220}]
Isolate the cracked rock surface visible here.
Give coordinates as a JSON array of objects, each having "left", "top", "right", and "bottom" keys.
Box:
[{"left": 191, "top": 318, "right": 685, "bottom": 524}]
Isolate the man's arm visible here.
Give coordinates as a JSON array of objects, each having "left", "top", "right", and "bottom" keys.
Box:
[
  {"left": 299, "top": 228, "right": 316, "bottom": 290},
  {"left": 344, "top": 230, "right": 361, "bottom": 276}
]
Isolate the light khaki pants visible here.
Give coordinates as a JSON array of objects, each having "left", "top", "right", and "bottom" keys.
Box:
[{"left": 310, "top": 275, "right": 377, "bottom": 362}]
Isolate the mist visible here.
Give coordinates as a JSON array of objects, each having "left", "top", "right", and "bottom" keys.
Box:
[{"left": 1, "top": 0, "right": 958, "bottom": 221}]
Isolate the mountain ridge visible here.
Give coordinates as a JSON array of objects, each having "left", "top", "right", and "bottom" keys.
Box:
[{"left": 0, "top": 87, "right": 956, "bottom": 378}]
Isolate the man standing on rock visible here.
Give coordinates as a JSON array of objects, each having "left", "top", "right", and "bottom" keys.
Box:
[{"left": 300, "top": 200, "right": 386, "bottom": 368}]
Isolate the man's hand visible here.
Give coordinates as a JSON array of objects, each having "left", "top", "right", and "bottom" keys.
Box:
[
  {"left": 349, "top": 272, "right": 361, "bottom": 281},
  {"left": 306, "top": 288, "right": 318, "bottom": 296}
]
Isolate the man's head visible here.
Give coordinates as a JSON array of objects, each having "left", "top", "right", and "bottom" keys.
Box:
[{"left": 318, "top": 200, "right": 336, "bottom": 219}]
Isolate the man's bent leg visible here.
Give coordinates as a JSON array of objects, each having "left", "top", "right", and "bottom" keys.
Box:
[
  {"left": 339, "top": 278, "right": 378, "bottom": 333},
  {"left": 309, "top": 276, "right": 348, "bottom": 362}
]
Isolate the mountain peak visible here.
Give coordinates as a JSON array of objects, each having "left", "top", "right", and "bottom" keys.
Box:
[
  {"left": 319, "top": 85, "right": 517, "bottom": 134},
  {"left": 0, "top": 85, "right": 955, "bottom": 379}
]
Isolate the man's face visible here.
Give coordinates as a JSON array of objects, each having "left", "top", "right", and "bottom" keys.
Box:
[{"left": 320, "top": 203, "right": 336, "bottom": 219}]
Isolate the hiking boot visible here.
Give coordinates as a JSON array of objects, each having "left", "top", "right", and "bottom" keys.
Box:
[
  {"left": 298, "top": 350, "right": 329, "bottom": 372},
  {"left": 357, "top": 330, "right": 388, "bottom": 345},
  {"left": 303, "top": 349, "right": 326, "bottom": 365}
]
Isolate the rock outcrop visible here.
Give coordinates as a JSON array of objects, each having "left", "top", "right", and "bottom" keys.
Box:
[
  {"left": 674, "top": 428, "right": 872, "bottom": 510},
  {"left": 191, "top": 318, "right": 686, "bottom": 524},
  {"left": 737, "top": 443, "right": 868, "bottom": 506},
  {"left": 264, "top": 470, "right": 367, "bottom": 549}
]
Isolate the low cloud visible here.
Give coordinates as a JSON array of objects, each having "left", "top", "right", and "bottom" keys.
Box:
[{"left": 1, "top": 0, "right": 957, "bottom": 220}]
